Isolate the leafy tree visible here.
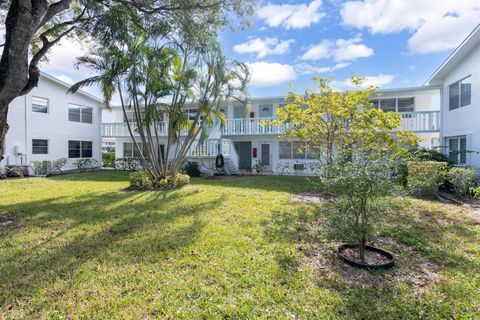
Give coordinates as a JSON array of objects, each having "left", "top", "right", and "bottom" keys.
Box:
[
  {"left": 271, "top": 76, "right": 418, "bottom": 176},
  {"left": 325, "top": 153, "right": 401, "bottom": 263},
  {"left": 70, "top": 13, "right": 249, "bottom": 184},
  {"left": 0, "top": 0, "right": 254, "bottom": 162}
]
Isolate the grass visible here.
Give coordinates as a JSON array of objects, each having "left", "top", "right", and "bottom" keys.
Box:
[{"left": 0, "top": 171, "right": 479, "bottom": 319}]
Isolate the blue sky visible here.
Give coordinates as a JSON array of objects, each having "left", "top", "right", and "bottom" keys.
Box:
[{"left": 40, "top": 0, "right": 480, "bottom": 99}]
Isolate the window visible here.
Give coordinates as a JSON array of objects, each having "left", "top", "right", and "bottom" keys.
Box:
[
  {"left": 279, "top": 141, "right": 292, "bottom": 159},
  {"left": 259, "top": 104, "right": 273, "bottom": 118},
  {"left": 32, "top": 139, "right": 48, "bottom": 154},
  {"left": 69, "top": 140, "right": 93, "bottom": 158},
  {"left": 397, "top": 98, "right": 415, "bottom": 112},
  {"left": 449, "top": 76, "right": 471, "bottom": 110},
  {"left": 69, "top": 104, "right": 93, "bottom": 123},
  {"left": 123, "top": 142, "right": 144, "bottom": 157},
  {"left": 233, "top": 106, "right": 245, "bottom": 119},
  {"left": 369, "top": 99, "right": 379, "bottom": 109},
  {"left": 186, "top": 109, "right": 204, "bottom": 121},
  {"left": 32, "top": 97, "right": 48, "bottom": 113},
  {"left": 447, "top": 136, "right": 467, "bottom": 164},
  {"left": 279, "top": 141, "right": 315, "bottom": 159},
  {"left": 379, "top": 99, "right": 396, "bottom": 112}
]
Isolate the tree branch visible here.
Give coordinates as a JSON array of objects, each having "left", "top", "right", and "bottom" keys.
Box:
[{"left": 40, "top": 0, "right": 73, "bottom": 27}]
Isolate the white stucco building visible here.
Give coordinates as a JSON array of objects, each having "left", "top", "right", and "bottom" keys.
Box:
[
  {"left": 102, "top": 86, "right": 440, "bottom": 175},
  {"left": 0, "top": 72, "right": 103, "bottom": 173},
  {"left": 427, "top": 24, "right": 480, "bottom": 167}
]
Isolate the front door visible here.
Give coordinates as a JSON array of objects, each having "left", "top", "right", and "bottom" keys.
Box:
[
  {"left": 261, "top": 143, "right": 271, "bottom": 170},
  {"left": 234, "top": 141, "right": 252, "bottom": 170}
]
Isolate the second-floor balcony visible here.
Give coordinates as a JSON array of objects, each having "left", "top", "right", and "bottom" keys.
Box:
[{"left": 102, "top": 111, "right": 440, "bottom": 137}]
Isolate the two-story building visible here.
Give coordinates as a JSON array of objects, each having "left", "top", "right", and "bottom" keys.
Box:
[
  {"left": 102, "top": 86, "right": 441, "bottom": 175},
  {"left": 0, "top": 72, "right": 103, "bottom": 173},
  {"left": 427, "top": 24, "right": 480, "bottom": 167}
]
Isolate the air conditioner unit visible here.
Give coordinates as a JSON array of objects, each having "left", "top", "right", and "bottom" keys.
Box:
[
  {"left": 294, "top": 163, "right": 305, "bottom": 170},
  {"left": 14, "top": 144, "right": 25, "bottom": 155}
]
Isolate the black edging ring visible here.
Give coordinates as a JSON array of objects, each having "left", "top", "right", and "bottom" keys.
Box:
[
  {"left": 337, "top": 243, "right": 395, "bottom": 270},
  {"left": 215, "top": 154, "right": 225, "bottom": 169}
]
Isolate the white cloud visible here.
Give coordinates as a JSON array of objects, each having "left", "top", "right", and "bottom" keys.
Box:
[
  {"left": 296, "top": 62, "right": 350, "bottom": 75},
  {"left": 246, "top": 62, "right": 297, "bottom": 87},
  {"left": 331, "top": 74, "right": 395, "bottom": 90},
  {"left": 257, "top": 0, "right": 325, "bottom": 29},
  {"left": 300, "top": 37, "right": 374, "bottom": 62},
  {"left": 40, "top": 37, "right": 88, "bottom": 74},
  {"left": 341, "top": 0, "right": 480, "bottom": 54},
  {"left": 233, "top": 37, "right": 294, "bottom": 58}
]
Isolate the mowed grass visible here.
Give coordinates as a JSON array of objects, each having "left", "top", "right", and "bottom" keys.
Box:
[{"left": 0, "top": 171, "right": 479, "bottom": 319}]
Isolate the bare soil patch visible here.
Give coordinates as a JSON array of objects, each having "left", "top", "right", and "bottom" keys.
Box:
[
  {"left": 291, "top": 192, "right": 333, "bottom": 204},
  {"left": 0, "top": 214, "right": 19, "bottom": 233},
  {"left": 341, "top": 247, "right": 390, "bottom": 265}
]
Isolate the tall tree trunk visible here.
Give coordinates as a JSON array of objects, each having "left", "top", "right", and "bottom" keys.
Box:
[{"left": 0, "top": 0, "right": 73, "bottom": 162}]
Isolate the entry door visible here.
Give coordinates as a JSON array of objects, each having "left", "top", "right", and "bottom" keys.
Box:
[
  {"left": 234, "top": 141, "right": 252, "bottom": 170},
  {"left": 261, "top": 143, "right": 271, "bottom": 170}
]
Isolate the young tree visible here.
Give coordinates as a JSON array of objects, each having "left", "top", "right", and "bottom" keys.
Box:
[
  {"left": 0, "top": 0, "right": 254, "bottom": 162},
  {"left": 70, "top": 15, "right": 248, "bottom": 183},
  {"left": 271, "top": 76, "right": 418, "bottom": 175}
]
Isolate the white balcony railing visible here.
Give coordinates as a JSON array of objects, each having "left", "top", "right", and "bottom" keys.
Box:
[
  {"left": 187, "top": 138, "right": 236, "bottom": 158},
  {"left": 101, "top": 111, "right": 440, "bottom": 137}
]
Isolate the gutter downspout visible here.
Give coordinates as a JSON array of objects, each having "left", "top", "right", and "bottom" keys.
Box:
[{"left": 24, "top": 94, "right": 28, "bottom": 166}]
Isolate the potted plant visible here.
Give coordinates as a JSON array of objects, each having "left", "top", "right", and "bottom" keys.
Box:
[{"left": 324, "top": 154, "right": 400, "bottom": 269}]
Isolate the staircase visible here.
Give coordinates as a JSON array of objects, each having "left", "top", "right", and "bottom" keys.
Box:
[{"left": 186, "top": 138, "right": 240, "bottom": 175}]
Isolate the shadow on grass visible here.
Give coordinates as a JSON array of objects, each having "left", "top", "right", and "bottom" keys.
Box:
[
  {"left": 47, "top": 170, "right": 131, "bottom": 182},
  {"left": 0, "top": 188, "right": 221, "bottom": 308},
  {"left": 263, "top": 199, "right": 480, "bottom": 319}
]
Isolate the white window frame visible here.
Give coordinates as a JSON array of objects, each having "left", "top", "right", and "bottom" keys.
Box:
[
  {"left": 371, "top": 97, "right": 415, "bottom": 113},
  {"left": 32, "top": 139, "right": 48, "bottom": 154},
  {"left": 449, "top": 75, "right": 471, "bottom": 111},
  {"left": 279, "top": 141, "right": 314, "bottom": 160},
  {"left": 68, "top": 104, "right": 93, "bottom": 124},
  {"left": 32, "top": 96, "right": 49, "bottom": 114},
  {"left": 446, "top": 136, "right": 467, "bottom": 165}
]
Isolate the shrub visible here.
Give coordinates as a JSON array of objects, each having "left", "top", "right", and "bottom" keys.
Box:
[
  {"left": 252, "top": 160, "right": 266, "bottom": 174},
  {"left": 129, "top": 171, "right": 190, "bottom": 190},
  {"left": 129, "top": 170, "right": 154, "bottom": 190},
  {"left": 73, "top": 158, "right": 99, "bottom": 172},
  {"left": 324, "top": 155, "right": 400, "bottom": 263},
  {"left": 446, "top": 167, "right": 477, "bottom": 197},
  {"left": 31, "top": 158, "right": 67, "bottom": 176},
  {"left": 410, "top": 147, "right": 454, "bottom": 165},
  {"left": 182, "top": 161, "right": 201, "bottom": 177},
  {"left": 115, "top": 157, "right": 147, "bottom": 171},
  {"left": 102, "top": 152, "right": 115, "bottom": 168},
  {"left": 156, "top": 172, "right": 190, "bottom": 190},
  {"left": 473, "top": 187, "right": 480, "bottom": 199},
  {"left": 407, "top": 161, "right": 448, "bottom": 197}
]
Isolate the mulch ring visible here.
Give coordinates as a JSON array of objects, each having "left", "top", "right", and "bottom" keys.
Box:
[
  {"left": 301, "top": 236, "right": 440, "bottom": 291},
  {"left": 291, "top": 192, "right": 335, "bottom": 204},
  {"left": 0, "top": 214, "right": 19, "bottom": 233}
]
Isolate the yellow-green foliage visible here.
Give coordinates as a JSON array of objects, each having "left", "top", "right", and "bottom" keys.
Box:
[
  {"left": 269, "top": 76, "right": 418, "bottom": 166},
  {"left": 407, "top": 161, "right": 448, "bottom": 196},
  {"left": 446, "top": 167, "right": 478, "bottom": 196},
  {"left": 130, "top": 171, "right": 190, "bottom": 190}
]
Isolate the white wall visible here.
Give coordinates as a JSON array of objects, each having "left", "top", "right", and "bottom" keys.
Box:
[
  {"left": 439, "top": 44, "right": 480, "bottom": 167},
  {"left": 1, "top": 75, "right": 102, "bottom": 172}
]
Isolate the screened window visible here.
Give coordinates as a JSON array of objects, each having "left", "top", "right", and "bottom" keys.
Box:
[
  {"left": 123, "top": 142, "right": 144, "bottom": 157},
  {"left": 449, "top": 76, "right": 471, "bottom": 110},
  {"left": 369, "top": 99, "right": 379, "bottom": 109},
  {"left": 279, "top": 141, "right": 292, "bottom": 159},
  {"left": 69, "top": 140, "right": 93, "bottom": 158},
  {"left": 379, "top": 99, "right": 396, "bottom": 112},
  {"left": 279, "top": 141, "right": 315, "bottom": 159},
  {"left": 32, "top": 97, "right": 48, "bottom": 113},
  {"left": 69, "top": 104, "right": 93, "bottom": 123},
  {"left": 397, "top": 98, "right": 415, "bottom": 112},
  {"left": 448, "top": 136, "right": 467, "bottom": 164},
  {"left": 32, "top": 139, "right": 48, "bottom": 154}
]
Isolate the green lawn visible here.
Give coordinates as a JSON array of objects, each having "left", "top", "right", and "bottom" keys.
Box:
[{"left": 0, "top": 172, "right": 479, "bottom": 319}]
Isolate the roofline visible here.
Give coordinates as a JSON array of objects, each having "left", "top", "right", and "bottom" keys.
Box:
[
  {"left": 377, "top": 85, "right": 442, "bottom": 93},
  {"left": 425, "top": 24, "right": 480, "bottom": 85},
  {"left": 40, "top": 71, "right": 103, "bottom": 103}
]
